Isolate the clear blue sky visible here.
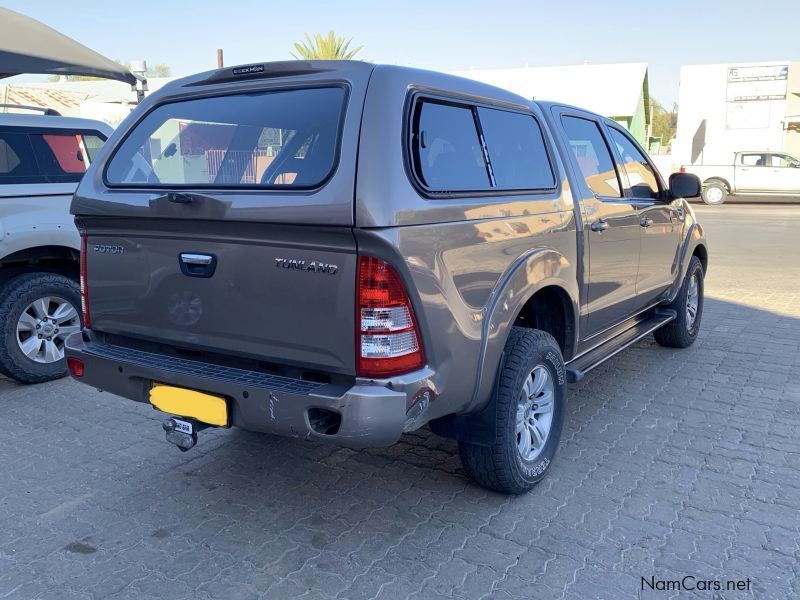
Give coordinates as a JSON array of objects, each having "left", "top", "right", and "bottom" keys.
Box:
[{"left": 3, "top": 0, "right": 797, "bottom": 106}]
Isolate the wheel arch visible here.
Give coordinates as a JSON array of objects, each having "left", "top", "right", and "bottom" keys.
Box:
[
  {"left": 0, "top": 245, "right": 80, "bottom": 285},
  {"left": 669, "top": 220, "right": 708, "bottom": 303},
  {"left": 703, "top": 177, "right": 731, "bottom": 192},
  {"left": 467, "top": 247, "right": 579, "bottom": 416},
  {"left": 512, "top": 285, "right": 577, "bottom": 361},
  {"left": 692, "top": 242, "right": 708, "bottom": 274}
]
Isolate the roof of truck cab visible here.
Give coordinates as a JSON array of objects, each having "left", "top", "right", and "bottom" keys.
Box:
[
  {"left": 0, "top": 112, "right": 113, "bottom": 134},
  {"left": 534, "top": 100, "right": 613, "bottom": 124},
  {"left": 155, "top": 60, "right": 534, "bottom": 108}
]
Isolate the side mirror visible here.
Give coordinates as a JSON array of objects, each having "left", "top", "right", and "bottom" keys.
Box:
[
  {"left": 669, "top": 172, "right": 701, "bottom": 199},
  {"left": 162, "top": 142, "right": 178, "bottom": 158}
]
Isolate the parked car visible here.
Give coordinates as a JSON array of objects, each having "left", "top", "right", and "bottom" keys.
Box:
[
  {"left": 0, "top": 110, "right": 112, "bottom": 382},
  {"left": 681, "top": 151, "right": 800, "bottom": 205},
  {"left": 65, "top": 61, "right": 707, "bottom": 494}
]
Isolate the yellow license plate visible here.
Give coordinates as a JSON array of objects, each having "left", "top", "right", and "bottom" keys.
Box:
[{"left": 149, "top": 384, "right": 228, "bottom": 427}]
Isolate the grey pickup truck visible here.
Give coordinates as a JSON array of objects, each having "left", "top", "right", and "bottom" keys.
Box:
[{"left": 65, "top": 61, "right": 707, "bottom": 494}]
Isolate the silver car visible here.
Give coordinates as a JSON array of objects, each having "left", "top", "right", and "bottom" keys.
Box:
[{"left": 0, "top": 110, "right": 112, "bottom": 382}]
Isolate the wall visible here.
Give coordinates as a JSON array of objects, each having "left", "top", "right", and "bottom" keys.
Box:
[
  {"left": 674, "top": 61, "right": 791, "bottom": 166},
  {"left": 784, "top": 61, "right": 800, "bottom": 158},
  {"left": 628, "top": 88, "right": 649, "bottom": 145}
]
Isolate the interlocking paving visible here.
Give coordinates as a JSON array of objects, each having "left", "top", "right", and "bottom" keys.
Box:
[{"left": 1, "top": 204, "right": 798, "bottom": 599}]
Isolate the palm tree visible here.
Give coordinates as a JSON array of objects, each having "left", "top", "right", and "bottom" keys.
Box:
[{"left": 291, "top": 31, "right": 362, "bottom": 60}]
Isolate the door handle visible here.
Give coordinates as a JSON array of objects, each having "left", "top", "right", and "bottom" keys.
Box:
[
  {"left": 179, "top": 253, "right": 217, "bottom": 278},
  {"left": 640, "top": 217, "right": 654, "bottom": 228},
  {"left": 590, "top": 220, "right": 609, "bottom": 232}
]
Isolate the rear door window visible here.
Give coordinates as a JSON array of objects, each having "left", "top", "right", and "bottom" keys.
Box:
[
  {"left": 0, "top": 132, "right": 38, "bottom": 183},
  {"left": 477, "top": 107, "right": 555, "bottom": 189},
  {"left": 30, "top": 133, "right": 105, "bottom": 182},
  {"left": 105, "top": 87, "right": 347, "bottom": 189},
  {"left": 0, "top": 130, "right": 105, "bottom": 184},
  {"left": 740, "top": 153, "right": 767, "bottom": 166},
  {"left": 413, "top": 100, "right": 490, "bottom": 191},
  {"left": 560, "top": 116, "right": 622, "bottom": 198}
]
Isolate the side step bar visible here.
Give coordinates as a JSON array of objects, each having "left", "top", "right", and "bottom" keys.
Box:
[{"left": 565, "top": 309, "right": 676, "bottom": 383}]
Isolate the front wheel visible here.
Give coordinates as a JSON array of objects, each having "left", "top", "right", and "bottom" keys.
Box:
[
  {"left": 654, "top": 256, "right": 704, "bottom": 348},
  {"left": 0, "top": 273, "right": 82, "bottom": 383},
  {"left": 459, "top": 328, "right": 566, "bottom": 494}
]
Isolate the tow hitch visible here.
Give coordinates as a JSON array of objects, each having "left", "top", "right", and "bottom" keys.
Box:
[{"left": 162, "top": 417, "right": 210, "bottom": 452}]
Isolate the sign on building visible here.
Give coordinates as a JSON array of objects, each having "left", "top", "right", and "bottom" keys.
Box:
[{"left": 726, "top": 64, "right": 789, "bottom": 129}]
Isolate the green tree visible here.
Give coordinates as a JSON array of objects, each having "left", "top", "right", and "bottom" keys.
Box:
[
  {"left": 650, "top": 98, "right": 678, "bottom": 151},
  {"left": 291, "top": 31, "right": 362, "bottom": 60},
  {"left": 146, "top": 63, "right": 171, "bottom": 78}
]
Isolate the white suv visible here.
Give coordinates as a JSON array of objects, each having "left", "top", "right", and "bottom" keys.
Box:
[{"left": 0, "top": 110, "right": 112, "bottom": 382}]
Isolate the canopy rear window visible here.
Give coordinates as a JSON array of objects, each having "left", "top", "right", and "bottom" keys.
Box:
[{"left": 105, "top": 86, "right": 347, "bottom": 189}]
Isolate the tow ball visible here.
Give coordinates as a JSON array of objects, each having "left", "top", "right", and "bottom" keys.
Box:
[{"left": 162, "top": 417, "right": 209, "bottom": 452}]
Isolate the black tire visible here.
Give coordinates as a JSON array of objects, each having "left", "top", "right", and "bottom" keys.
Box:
[
  {"left": 459, "top": 328, "right": 566, "bottom": 494},
  {"left": 701, "top": 181, "right": 727, "bottom": 205},
  {"left": 0, "top": 273, "right": 81, "bottom": 384},
  {"left": 654, "top": 256, "right": 704, "bottom": 348}
]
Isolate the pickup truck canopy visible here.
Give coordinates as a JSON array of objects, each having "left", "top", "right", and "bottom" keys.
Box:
[{"left": 0, "top": 8, "right": 137, "bottom": 85}]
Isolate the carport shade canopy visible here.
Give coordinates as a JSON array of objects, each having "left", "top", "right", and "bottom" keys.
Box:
[{"left": 0, "top": 7, "right": 136, "bottom": 85}]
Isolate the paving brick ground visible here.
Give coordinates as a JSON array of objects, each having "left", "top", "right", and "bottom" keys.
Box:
[{"left": 1, "top": 204, "right": 798, "bottom": 599}]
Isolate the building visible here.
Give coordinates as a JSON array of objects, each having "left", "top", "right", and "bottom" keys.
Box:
[
  {"left": 673, "top": 61, "right": 800, "bottom": 167},
  {"left": 452, "top": 63, "right": 651, "bottom": 145},
  {"left": 0, "top": 78, "right": 172, "bottom": 126}
]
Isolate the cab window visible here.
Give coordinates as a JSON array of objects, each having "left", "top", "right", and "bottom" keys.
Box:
[
  {"left": 770, "top": 153, "right": 800, "bottom": 168},
  {"left": 607, "top": 127, "right": 660, "bottom": 200},
  {"left": 740, "top": 153, "right": 767, "bottom": 167},
  {"left": 560, "top": 116, "right": 622, "bottom": 198}
]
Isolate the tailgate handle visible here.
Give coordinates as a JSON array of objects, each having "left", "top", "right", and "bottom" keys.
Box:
[
  {"left": 167, "top": 192, "right": 194, "bottom": 204},
  {"left": 179, "top": 253, "right": 217, "bottom": 278}
]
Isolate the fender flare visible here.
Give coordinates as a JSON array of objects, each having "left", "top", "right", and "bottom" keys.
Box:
[
  {"left": 429, "top": 247, "right": 578, "bottom": 445},
  {"left": 668, "top": 221, "right": 707, "bottom": 303}
]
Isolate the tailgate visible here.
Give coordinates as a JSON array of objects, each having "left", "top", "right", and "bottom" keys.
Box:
[
  {"left": 71, "top": 65, "right": 375, "bottom": 375},
  {"left": 84, "top": 219, "right": 357, "bottom": 373}
]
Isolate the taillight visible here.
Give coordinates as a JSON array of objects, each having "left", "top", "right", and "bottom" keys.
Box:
[
  {"left": 67, "top": 357, "right": 85, "bottom": 378},
  {"left": 80, "top": 235, "right": 91, "bottom": 328},
  {"left": 357, "top": 256, "right": 425, "bottom": 378}
]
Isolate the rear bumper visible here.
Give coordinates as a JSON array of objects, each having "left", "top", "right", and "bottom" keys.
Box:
[{"left": 65, "top": 332, "right": 434, "bottom": 448}]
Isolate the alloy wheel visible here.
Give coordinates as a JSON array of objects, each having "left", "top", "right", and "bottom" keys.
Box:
[
  {"left": 686, "top": 273, "right": 700, "bottom": 330},
  {"left": 16, "top": 296, "right": 81, "bottom": 364},
  {"left": 516, "top": 365, "right": 555, "bottom": 462}
]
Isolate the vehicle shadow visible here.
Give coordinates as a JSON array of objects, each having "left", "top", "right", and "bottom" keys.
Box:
[{"left": 1, "top": 296, "right": 798, "bottom": 597}]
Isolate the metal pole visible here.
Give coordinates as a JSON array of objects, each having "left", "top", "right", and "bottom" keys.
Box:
[{"left": 217, "top": 49, "right": 224, "bottom": 69}]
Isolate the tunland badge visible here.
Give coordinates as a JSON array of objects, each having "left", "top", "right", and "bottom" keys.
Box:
[{"left": 275, "top": 258, "right": 338, "bottom": 275}]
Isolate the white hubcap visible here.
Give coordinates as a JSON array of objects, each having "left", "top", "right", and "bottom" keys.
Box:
[
  {"left": 516, "top": 365, "right": 555, "bottom": 462},
  {"left": 16, "top": 296, "right": 80, "bottom": 364},
  {"left": 705, "top": 187, "right": 723, "bottom": 203}
]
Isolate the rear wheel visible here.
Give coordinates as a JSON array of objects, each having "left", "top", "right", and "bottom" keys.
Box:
[
  {"left": 459, "top": 328, "right": 566, "bottom": 494},
  {"left": 0, "top": 273, "right": 82, "bottom": 383},
  {"left": 701, "top": 181, "right": 727, "bottom": 205},
  {"left": 654, "top": 256, "right": 704, "bottom": 348}
]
